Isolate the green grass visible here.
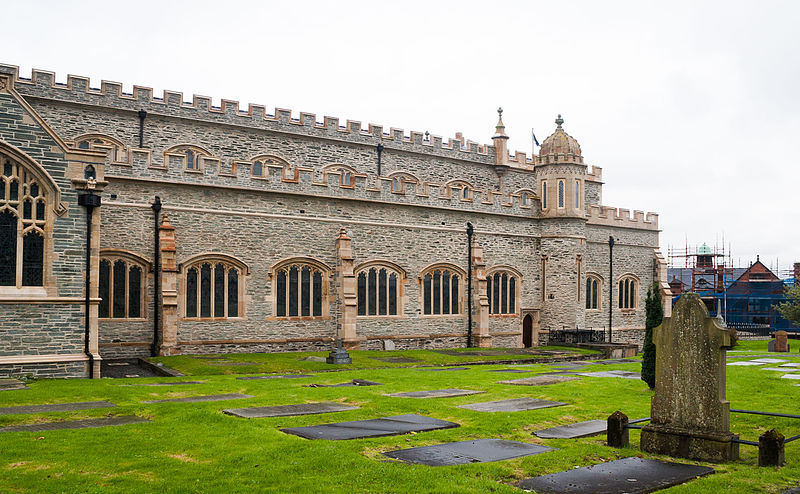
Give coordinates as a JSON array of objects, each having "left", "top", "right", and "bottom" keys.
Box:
[{"left": 1, "top": 344, "right": 798, "bottom": 493}]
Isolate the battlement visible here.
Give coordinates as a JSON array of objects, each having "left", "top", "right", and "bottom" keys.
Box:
[
  {"left": 0, "top": 64, "right": 505, "bottom": 162},
  {"left": 586, "top": 205, "right": 658, "bottom": 230}
]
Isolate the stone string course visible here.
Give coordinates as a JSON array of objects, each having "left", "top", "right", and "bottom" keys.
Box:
[{"left": 0, "top": 65, "right": 667, "bottom": 376}]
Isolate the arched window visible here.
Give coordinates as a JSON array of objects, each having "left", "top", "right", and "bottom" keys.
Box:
[
  {"left": 618, "top": 276, "right": 638, "bottom": 310},
  {"left": 391, "top": 177, "right": 402, "bottom": 192},
  {"left": 541, "top": 181, "right": 548, "bottom": 209},
  {"left": 420, "top": 264, "right": 464, "bottom": 316},
  {"left": 585, "top": 274, "right": 602, "bottom": 310},
  {"left": 183, "top": 256, "right": 245, "bottom": 319},
  {"left": 0, "top": 155, "right": 47, "bottom": 287},
  {"left": 165, "top": 145, "right": 211, "bottom": 171},
  {"left": 558, "top": 180, "right": 565, "bottom": 208},
  {"left": 486, "top": 268, "right": 520, "bottom": 315},
  {"left": 575, "top": 179, "right": 580, "bottom": 208},
  {"left": 356, "top": 262, "right": 404, "bottom": 316},
  {"left": 271, "top": 258, "right": 330, "bottom": 318},
  {"left": 74, "top": 135, "right": 125, "bottom": 162},
  {"left": 388, "top": 172, "right": 419, "bottom": 194},
  {"left": 252, "top": 160, "right": 263, "bottom": 177},
  {"left": 99, "top": 253, "right": 148, "bottom": 319},
  {"left": 322, "top": 164, "right": 358, "bottom": 188}
]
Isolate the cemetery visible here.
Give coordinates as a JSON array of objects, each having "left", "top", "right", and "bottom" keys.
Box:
[{"left": 2, "top": 302, "right": 800, "bottom": 494}]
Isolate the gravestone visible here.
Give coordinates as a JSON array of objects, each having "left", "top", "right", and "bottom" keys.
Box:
[
  {"left": 774, "top": 331, "right": 790, "bottom": 352},
  {"left": 640, "top": 293, "right": 739, "bottom": 461},
  {"left": 326, "top": 339, "right": 352, "bottom": 365}
]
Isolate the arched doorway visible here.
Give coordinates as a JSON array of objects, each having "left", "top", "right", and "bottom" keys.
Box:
[{"left": 522, "top": 314, "right": 533, "bottom": 348}]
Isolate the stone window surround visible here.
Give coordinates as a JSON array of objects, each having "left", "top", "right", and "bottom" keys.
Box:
[
  {"left": 354, "top": 259, "right": 406, "bottom": 318},
  {"left": 98, "top": 249, "right": 152, "bottom": 321},
  {"left": 486, "top": 265, "right": 522, "bottom": 317},
  {"left": 178, "top": 253, "right": 249, "bottom": 320},
  {"left": 73, "top": 134, "right": 127, "bottom": 165},
  {"left": 267, "top": 256, "right": 332, "bottom": 320},
  {"left": 388, "top": 171, "right": 419, "bottom": 194},
  {"left": 164, "top": 144, "right": 214, "bottom": 174},
  {"left": 557, "top": 180, "right": 565, "bottom": 209},
  {"left": 322, "top": 163, "right": 361, "bottom": 189},
  {"left": 514, "top": 188, "right": 537, "bottom": 209},
  {"left": 541, "top": 180, "right": 548, "bottom": 210},
  {"left": 0, "top": 143, "right": 63, "bottom": 298},
  {"left": 444, "top": 179, "right": 475, "bottom": 202},
  {"left": 617, "top": 272, "right": 640, "bottom": 311},
  {"left": 418, "top": 262, "right": 466, "bottom": 317},
  {"left": 244, "top": 154, "right": 296, "bottom": 182},
  {"left": 585, "top": 272, "right": 603, "bottom": 311}
]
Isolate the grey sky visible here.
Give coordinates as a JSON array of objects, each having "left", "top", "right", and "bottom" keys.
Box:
[{"left": 5, "top": 1, "right": 798, "bottom": 276}]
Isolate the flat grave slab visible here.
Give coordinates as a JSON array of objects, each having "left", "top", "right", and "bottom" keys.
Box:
[
  {"left": 762, "top": 367, "right": 792, "bottom": 372},
  {"left": 590, "top": 359, "right": 636, "bottom": 365},
  {"left": 0, "top": 415, "right": 150, "bottom": 433},
  {"left": 386, "top": 389, "right": 484, "bottom": 398},
  {"left": 300, "top": 356, "right": 327, "bottom": 362},
  {"left": 518, "top": 457, "right": 714, "bottom": 493},
  {"left": 781, "top": 487, "right": 800, "bottom": 494},
  {"left": 370, "top": 357, "right": 423, "bottom": 363},
  {"left": 305, "top": 379, "right": 382, "bottom": 388},
  {"left": 237, "top": 374, "right": 313, "bottom": 380},
  {"left": 781, "top": 374, "right": 800, "bottom": 380},
  {"left": 497, "top": 375, "right": 578, "bottom": 386},
  {"left": 384, "top": 439, "right": 555, "bottom": 466},
  {"left": 206, "top": 361, "right": 259, "bottom": 366},
  {"left": 486, "top": 369, "right": 532, "bottom": 373},
  {"left": 124, "top": 381, "right": 204, "bottom": 387},
  {"left": 576, "top": 370, "right": 640, "bottom": 380},
  {"left": 418, "top": 367, "right": 469, "bottom": 372},
  {"left": 100, "top": 359, "right": 161, "bottom": 378},
  {"left": 0, "top": 400, "right": 116, "bottom": 415},
  {"left": 533, "top": 419, "right": 607, "bottom": 439},
  {"left": 458, "top": 398, "right": 566, "bottom": 413},
  {"left": 727, "top": 361, "right": 764, "bottom": 366},
  {"left": 751, "top": 358, "right": 789, "bottom": 364},
  {"left": 0, "top": 379, "right": 29, "bottom": 391},
  {"left": 780, "top": 363, "right": 800, "bottom": 368},
  {"left": 281, "top": 413, "right": 459, "bottom": 440},
  {"left": 223, "top": 402, "right": 358, "bottom": 418},
  {"left": 142, "top": 393, "right": 252, "bottom": 404}
]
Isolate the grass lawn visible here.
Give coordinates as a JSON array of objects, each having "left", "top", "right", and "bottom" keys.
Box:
[{"left": 1, "top": 341, "right": 798, "bottom": 493}]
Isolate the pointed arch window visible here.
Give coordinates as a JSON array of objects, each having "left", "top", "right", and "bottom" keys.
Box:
[
  {"left": 271, "top": 258, "right": 329, "bottom": 318},
  {"left": 356, "top": 262, "right": 404, "bottom": 317},
  {"left": 420, "top": 265, "right": 463, "bottom": 316},
  {"left": 183, "top": 257, "right": 245, "bottom": 319},
  {"left": 558, "top": 180, "right": 565, "bottom": 208},
  {"left": 585, "top": 274, "right": 602, "bottom": 310},
  {"left": 618, "top": 276, "right": 638, "bottom": 310},
  {"left": 99, "top": 254, "right": 147, "bottom": 319},
  {"left": 486, "top": 268, "right": 520, "bottom": 315},
  {"left": 0, "top": 155, "right": 47, "bottom": 288}
]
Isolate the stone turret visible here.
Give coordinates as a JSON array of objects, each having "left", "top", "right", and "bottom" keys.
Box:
[{"left": 536, "top": 115, "right": 586, "bottom": 219}]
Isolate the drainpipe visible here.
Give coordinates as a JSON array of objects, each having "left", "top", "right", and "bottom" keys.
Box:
[
  {"left": 376, "top": 144, "right": 384, "bottom": 176},
  {"left": 78, "top": 168, "right": 100, "bottom": 378},
  {"left": 151, "top": 196, "right": 161, "bottom": 357},
  {"left": 467, "top": 222, "right": 474, "bottom": 348},
  {"left": 608, "top": 235, "right": 614, "bottom": 343},
  {"left": 138, "top": 110, "right": 147, "bottom": 148}
]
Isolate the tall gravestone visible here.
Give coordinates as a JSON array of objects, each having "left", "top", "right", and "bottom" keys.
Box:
[
  {"left": 641, "top": 293, "right": 739, "bottom": 461},
  {"left": 774, "top": 331, "right": 789, "bottom": 353}
]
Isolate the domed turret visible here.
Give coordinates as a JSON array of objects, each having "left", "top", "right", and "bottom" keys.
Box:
[{"left": 538, "top": 115, "right": 583, "bottom": 164}]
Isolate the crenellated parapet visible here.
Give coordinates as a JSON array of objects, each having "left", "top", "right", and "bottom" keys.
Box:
[
  {"left": 585, "top": 205, "right": 658, "bottom": 231},
  {"left": 0, "top": 64, "right": 500, "bottom": 161}
]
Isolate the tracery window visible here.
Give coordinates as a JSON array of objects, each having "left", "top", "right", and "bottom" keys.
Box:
[
  {"left": 421, "top": 264, "right": 463, "bottom": 316},
  {"left": 0, "top": 156, "right": 46, "bottom": 287},
  {"left": 585, "top": 274, "right": 602, "bottom": 310},
  {"left": 99, "top": 254, "right": 147, "bottom": 319},
  {"left": 618, "top": 276, "right": 638, "bottom": 310},
  {"left": 356, "top": 262, "right": 404, "bottom": 316},
  {"left": 184, "top": 257, "right": 244, "bottom": 319},
  {"left": 272, "top": 258, "right": 329, "bottom": 318},
  {"left": 558, "top": 180, "right": 565, "bottom": 208},
  {"left": 486, "top": 268, "right": 520, "bottom": 315}
]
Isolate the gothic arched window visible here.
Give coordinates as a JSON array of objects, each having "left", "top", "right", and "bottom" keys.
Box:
[
  {"left": 487, "top": 268, "right": 521, "bottom": 315},
  {"left": 0, "top": 155, "right": 47, "bottom": 288},
  {"left": 420, "top": 264, "right": 464, "bottom": 316},
  {"left": 271, "top": 258, "right": 330, "bottom": 318},
  {"left": 558, "top": 180, "right": 565, "bottom": 208},
  {"left": 183, "top": 256, "right": 246, "bottom": 319},
  {"left": 618, "top": 276, "right": 638, "bottom": 310},
  {"left": 356, "top": 262, "right": 404, "bottom": 316},
  {"left": 585, "top": 274, "right": 602, "bottom": 310},
  {"left": 99, "top": 253, "right": 148, "bottom": 319}
]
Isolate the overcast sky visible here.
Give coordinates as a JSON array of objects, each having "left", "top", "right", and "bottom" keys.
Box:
[{"left": 5, "top": 1, "right": 799, "bottom": 276}]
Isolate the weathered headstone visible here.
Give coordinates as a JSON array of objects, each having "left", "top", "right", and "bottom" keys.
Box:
[
  {"left": 774, "top": 331, "right": 790, "bottom": 352},
  {"left": 640, "top": 293, "right": 739, "bottom": 461},
  {"left": 607, "top": 411, "right": 629, "bottom": 448},
  {"left": 759, "top": 429, "right": 785, "bottom": 467},
  {"left": 326, "top": 339, "right": 352, "bottom": 365}
]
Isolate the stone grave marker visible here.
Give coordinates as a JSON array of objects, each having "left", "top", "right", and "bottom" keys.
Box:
[
  {"left": 518, "top": 457, "right": 714, "bottom": 493},
  {"left": 0, "top": 379, "right": 29, "bottom": 391},
  {"left": 774, "top": 331, "right": 790, "bottom": 352},
  {"left": 326, "top": 339, "right": 352, "bottom": 364},
  {"left": 0, "top": 416, "right": 149, "bottom": 433},
  {"left": 533, "top": 419, "right": 607, "bottom": 439},
  {"left": 497, "top": 375, "right": 578, "bottom": 386},
  {"left": 458, "top": 398, "right": 566, "bottom": 413},
  {"left": 576, "top": 370, "right": 640, "bottom": 379},
  {"left": 224, "top": 402, "right": 358, "bottom": 418},
  {"left": 386, "top": 389, "right": 483, "bottom": 398},
  {"left": 304, "top": 379, "right": 382, "bottom": 388},
  {"left": 0, "top": 401, "right": 116, "bottom": 415},
  {"left": 418, "top": 367, "right": 469, "bottom": 371},
  {"left": 281, "top": 414, "right": 459, "bottom": 440},
  {"left": 142, "top": 393, "right": 252, "bottom": 404},
  {"left": 382, "top": 339, "right": 396, "bottom": 351},
  {"left": 640, "top": 293, "right": 739, "bottom": 461},
  {"left": 237, "top": 374, "right": 313, "bottom": 380},
  {"left": 384, "top": 439, "right": 554, "bottom": 466}
]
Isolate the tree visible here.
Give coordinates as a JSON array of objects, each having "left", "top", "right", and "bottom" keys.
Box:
[
  {"left": 777, "top": 282, "right": 800, "bottom": 327},
  {"left": 641, "top": 282, "right": 663, "bottom": 389}
]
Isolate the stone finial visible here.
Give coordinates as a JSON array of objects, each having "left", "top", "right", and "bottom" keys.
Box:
[
  {"left": 160, "top": 213, "right": 174, "bottom": 230},
  {"left": 338, "top": 226, "right": 349, "bottom": 239},
  {"left": 555, "top": 114, "right": 564, "bottom": 128}
]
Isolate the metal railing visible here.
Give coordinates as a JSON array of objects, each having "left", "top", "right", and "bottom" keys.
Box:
[{"left": 546, "top": 327, "right": 608, "bottom": 345}]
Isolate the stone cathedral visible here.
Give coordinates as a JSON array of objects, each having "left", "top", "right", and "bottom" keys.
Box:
[{"left": 0, "top": 64, "right": 669, "bottom": 378}]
